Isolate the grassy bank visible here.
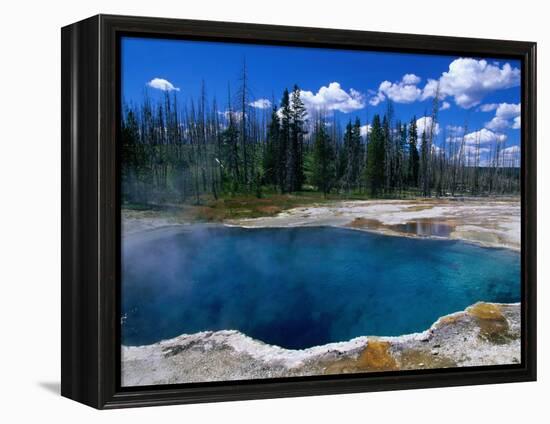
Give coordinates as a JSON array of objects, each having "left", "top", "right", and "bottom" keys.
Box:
[{"left": 124, "top": 191, "right": 375, "bottom": 223}]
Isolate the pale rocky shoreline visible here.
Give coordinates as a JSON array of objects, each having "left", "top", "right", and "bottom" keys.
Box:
[
  {"left": 123, "top": 197, "right": 520, "bottom": 250},
  {"left": 226, "top": 197, "right": 520, "bottom": 251},
  {"left": 121, "top": 197, "right": 521, "bottom": 386},
  {"left": 122, "top": 302, "right": 521, "bottom": 386}
]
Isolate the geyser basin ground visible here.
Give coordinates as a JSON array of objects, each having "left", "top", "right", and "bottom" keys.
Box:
[{"left": 122, "top": 225, "right": 520, "bottom": 350}]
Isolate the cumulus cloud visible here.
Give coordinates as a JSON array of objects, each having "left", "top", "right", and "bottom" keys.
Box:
[
  {"left": 249, "top": 98, "right": 272, "bottom": 109},
  {"left": 483, "top": 103, "right": 521, "bottom": 131},
  {"left": 479, "top": 103, "right": 498, "bottom": 112},
  {"left": 370, "top": 74, "right": 423, "bottom": 105},
  {"left": 463, "top": 128, "right": 507, "bottom": 145},
  {"left": 402, "top": 74, "right": 421, "bottom": 85},
  {"left": 485, "top": 116, "right": 511, "bottom": 132},
  {"left": 446, "top": 128, "right": 507, "bottom": 147},
  {"left": 360, "top": 124, "right": 372, "bottom": 137},
  {"left": 462, "top": 145, "right": 496, "bottom": 166},
  {"left": 368, "top": 92, "right": 385, "bottom": 107},
  {"left": 502, "top": 145, "right": 520, "bottom": 155},
  {"left": 493, "top": 103, "right": 521, "bottom": 120},
  {"left": 446, "top": 124, "right": 465, "bottom": 133},
  {"left": 416, "top": 116, "right": 440, "bottom": 138},
  {"left": 463, "top": 145, "right": 491, "bottom": 155},
  {"left": 146, "top": 78, "right": 180, "bottom": 92},
  {"left": 368, "top": 59, "right": 519, "bottom": 109},
  {"left": 218, "top": 110, "right": 244, "bottom": 122},
  {"left": 501, "top": 145, "right": 521, "bottom": 166},
  {"left": 445, "top": 122, "right": 518, "bottom": 166},
  {"left": 300, "top": 82, "right": 365, "bottom": 114},
  {"left": 502, "top": 145, "right": 520, "bottom": 158},
  {"left": 421, "top": 58, "right": 520, "bottom": 109}
]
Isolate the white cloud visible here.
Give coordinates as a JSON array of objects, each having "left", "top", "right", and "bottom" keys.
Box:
[
  {"left": 218, "top": 110, "right": 244, "bottom": 122},
  {"left": 446, "top": 128, "right": 507, "bottom": 146},
  {"left": 300, "top": 82, "right": 365, "bottom": 114},
  {"left": 431, "top": 145, "right": 443, "bottom": 154},
  {"left": 369, "top": 92, "right": 385, "bottom": 106},
  {"left": 416, "top": 116, "right": 440, "bottom": 138},
  {"left": 479, "top": 103, "right": 498, "bottom": 112},
  {"left": 367, "top": 59, "right": 519, "bottom": 110},
  {"left": 463, "top": 128, "right": 507, "bottom": 145},
  {"left": 464, "top": 145, "right": 491, "bottom": 155},
  {"left": 445, "top": 125, "right": 465, "bottom": 143},
  {"left": 421, "top": 79, "right": 442, "bottom": 100},
  {"left": 249, "top": 98, "right": 272, "bottom": 109},
  {"left": 146, "top": 78, "right": 180, "bottom": 92},
  {"left": 402, "top": 74, "right": 421, "bottom": 85},
  {"left": 370, "top": 74, "right": 423, "bottom": 105},
  {"left": 421, "top": 58, "right": 520, "bottom": 109},
  {"left": 360, "top": 124, "right": 371, "bottom": 137},
  {"left": 447, "top": 129, "right": 517, "bottom": 167},
  {"left": 501, "top": 145, "right": 521, "bottom": 166},
  {"left": 502, "top": 145, "right": 520, "bottom": 158},
  {"left": 446, "top": 124, "right": 464, "bottom": 133},
  {"left": 494, "top": 102, "right": 521, "bottom": 119},
  {"left": 463, "top": 145, "right": 491, "bottom": 155},
  {"left": 485, "top": 117, "right": 511, "bottom": 132},
  {"left": 484, "top": 103, "right": 521, "bottom": 131}
]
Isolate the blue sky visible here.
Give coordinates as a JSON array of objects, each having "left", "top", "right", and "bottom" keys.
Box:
[{"left": 121, "top": 36, "right": 521, "bottom": 164}]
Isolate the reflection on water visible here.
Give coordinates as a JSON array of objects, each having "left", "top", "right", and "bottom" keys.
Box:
[{"left": 391, "top": 220, "right": 453, "bottom": 237}]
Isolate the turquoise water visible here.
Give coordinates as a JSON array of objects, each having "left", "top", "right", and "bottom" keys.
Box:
[{"left": 121, "top": 226, "right": 520, "bottom": 349}]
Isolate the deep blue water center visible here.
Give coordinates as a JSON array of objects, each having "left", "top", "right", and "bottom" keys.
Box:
[{"left": 121, "top": 226, "right": 520, "bottom": 349}]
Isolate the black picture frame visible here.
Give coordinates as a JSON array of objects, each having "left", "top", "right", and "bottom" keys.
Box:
[{"left": 61, "top": 14, "right": 537, "bottom": 409}]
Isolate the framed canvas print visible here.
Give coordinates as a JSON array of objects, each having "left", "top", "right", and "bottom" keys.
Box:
[{"left": 61, "top": 14, "right": 536, "bottom": 409}]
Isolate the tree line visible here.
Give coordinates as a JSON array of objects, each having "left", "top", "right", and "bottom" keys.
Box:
[{"left": 121, "top": 69, "right": 520, "bottom": 206}]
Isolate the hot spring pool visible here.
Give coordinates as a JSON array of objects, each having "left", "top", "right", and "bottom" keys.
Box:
[{"left": 121, "top": 225, "right": 520, "bottom": 349}]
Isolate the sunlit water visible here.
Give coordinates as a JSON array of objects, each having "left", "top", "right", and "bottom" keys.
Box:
[{"left": 122, "top": 226, "right": 520, "bottom": 349}]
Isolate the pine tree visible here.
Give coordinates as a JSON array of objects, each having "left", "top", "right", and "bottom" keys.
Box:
[
  {"left": 121, "top": 108, "right": 142, "bottom": 202},
  {"left": 351, "top": 117, "right": 363, "bottom": 190},
  {"left": 396, "top": 121, "right": 407, "bottom": 194},
  {"left": 289, "top": 85, "right": 307, "bottom": 192},
  {"left": 221, "top": 105, "right": 240, "bottom": 194},
  {"left": 365, "top": 115, "right": 385, "bottom": 196},
  {"left": 408, "top": 117, "right": 419, "bottom": 188},
  {"left": 312, "top": 118, "right": 335, "bottom": 197},
  {"left": 263, "top": 107, "right": 280, "bottom": 186},
  {"left": 382, "top": 114, "right": 392, "bottom": 192},
  {"left": 341, "top": 120, "right": 354, "bottom": 191},
  {"left": 341, "top": 118, "right": 362, "bottom": 192},
  {"left": 420, "top": 129, "right": 430, "bottom": 196},
  {"left": 279, "top": 89, "right": 291, "bottom": 193},
  {"left": 238, "top": 59, "right": 250, "bottom": 188}
]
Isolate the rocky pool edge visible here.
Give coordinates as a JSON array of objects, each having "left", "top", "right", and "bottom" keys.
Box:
[{"left": 121, "top": 302, "right": 521, "bottom": 387}]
